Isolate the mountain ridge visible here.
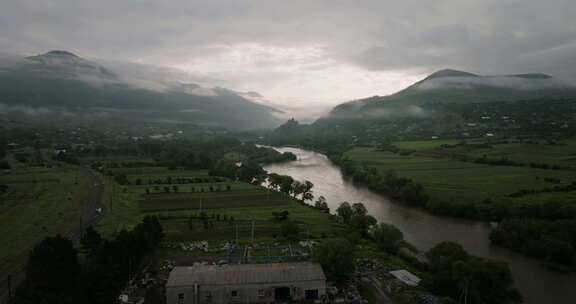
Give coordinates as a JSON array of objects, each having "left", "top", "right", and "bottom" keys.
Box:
[
  {"left": 324, "top": 68, "right": 576, "bottom": 120},
  {"left": 0, "top": 51, "right": 282, "bottom": 130}
]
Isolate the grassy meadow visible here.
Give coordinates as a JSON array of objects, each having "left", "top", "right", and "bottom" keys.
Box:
[
  {"left": 346, "top": 140, "right": 576, "bottom": 203},
  {"left": 87, "top": 161, "right": 347, "bottom": 260},
  {"left": 0, "top": 160, "right": 89, "bottom": 278}
]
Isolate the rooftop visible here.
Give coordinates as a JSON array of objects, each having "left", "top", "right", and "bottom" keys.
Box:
[
  {"left": 389, "top": 269, "right": 421, "bottom": 286},
  {"left": 167, "top": 262, "right": 326, "bottom": 287}
]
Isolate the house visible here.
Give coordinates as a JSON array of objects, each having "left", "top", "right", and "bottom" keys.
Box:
[{"left": 166, "top": 262, "right": 326, "bottom": 304}]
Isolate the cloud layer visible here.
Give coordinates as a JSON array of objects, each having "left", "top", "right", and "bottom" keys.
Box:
[{"left": 1, "top": 0, "right": 576, "bottom": 119}]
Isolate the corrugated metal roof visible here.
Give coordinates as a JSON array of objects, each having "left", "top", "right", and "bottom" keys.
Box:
[
  {"left": 389, "top": 269, "right": 421, "bottom": 286},
  {"left": 167, "top": 262, "right": 326, "bottom": 287}
]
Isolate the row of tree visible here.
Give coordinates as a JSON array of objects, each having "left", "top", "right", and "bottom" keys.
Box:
[
  {"left": 490, "top": 218, "right": 576, "bottom": 269},
  {"left": 314, "top": 201, "right": 521, "bottom": 304},
  {"left": 424, "top": 242, "right": 522, "bottom": 304},
  {"left": 427, "top": 197, "right": 576, "bottom": 221},
  {"left": 135, "top": 176, "right": 226, "bottom": 185},
  {"left": 331, "top": 155, "right": 430, "bottom": 207},
  {"left": 144, "top": 184, "right": 233, "bottom": 194}
]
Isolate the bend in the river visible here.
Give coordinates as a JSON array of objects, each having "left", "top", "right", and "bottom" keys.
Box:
[{"left": 263, "top": 147, "right": 576, "bottom": 304}]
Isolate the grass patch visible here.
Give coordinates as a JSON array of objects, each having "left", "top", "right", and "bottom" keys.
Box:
[
  {"left": 0, "top": 164, "right": 89, "bottom": 279},
  {"left": 139, "top": 193, "right": 290, "bottom": 212},
  {"left": 346, "top": 147, "right": 576, "bottom": 203}
]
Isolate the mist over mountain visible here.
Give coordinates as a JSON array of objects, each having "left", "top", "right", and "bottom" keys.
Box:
[
  {"left": 0, "top": 51, "right": 282, "bottom": 130},
  {"left": 325, "top": 69, "right": 576, "bottom": 121}
]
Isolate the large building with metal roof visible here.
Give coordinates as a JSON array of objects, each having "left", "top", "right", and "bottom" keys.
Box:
[{"left": 166, "top": 262, "right": 326, "bottom": 304}]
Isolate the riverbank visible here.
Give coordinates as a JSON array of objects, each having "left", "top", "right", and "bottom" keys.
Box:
[{"left": 264, "top": 146, "right": 576, "bottom": 304}]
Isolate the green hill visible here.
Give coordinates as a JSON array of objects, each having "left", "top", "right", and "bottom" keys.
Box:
[
  {"left": 326, "top": 69, "right": 576, "bottom": 120},
  {"left": 0, "top": 51, "right": 282, "bottom": 130}
]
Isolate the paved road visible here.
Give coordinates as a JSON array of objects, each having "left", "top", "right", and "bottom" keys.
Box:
[
  {"left": 0, "top": 164, "right": 105, "bottom": 303},
  {"left": 66, "top": 166, "right": 106, "bottom": 240}
]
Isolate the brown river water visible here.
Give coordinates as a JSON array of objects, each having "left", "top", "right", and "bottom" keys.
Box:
[{"left": 263, "top": 147, "right": 576, "bottom": 304}]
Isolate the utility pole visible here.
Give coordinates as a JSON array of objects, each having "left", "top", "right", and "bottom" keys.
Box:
[
  {"left": 235, "top": 224, "right": 239, "bottom": 243},
  {"left": 79, "top": 215, "right": 83, "bottom": 239},
  {"left": 109, "top": 176, "right": 113, "bottom": 214},
  {"left": 7, "top": 274, "right": 12, "bottom": 301},
  {"left": 251, "top": 221, "right": 255, "bottom": 243},
  {"left": 128, "top": 257, "right": 132, "bottom": 283}
]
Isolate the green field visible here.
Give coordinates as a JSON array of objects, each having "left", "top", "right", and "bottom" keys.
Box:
[
  {"left": 88, "top": 164, "right": 346, "bottom": 257},
  {"left": 396, "top": 139, "right": 576, "bottom": 167},
  {"left": 463, "top": 141, "right": 576, "bottom": 167},
  {"left": 81, "top": 155, "right": 156, "bottom": 165},
  {"left": 394, "top": 139, "right": 460, "bottom": 150},
  {"left": 139, "top": 193, "right": 290, "bottom": 212},
  {"left": 346, "top": 146, "right": 576, "bottom": 202},
  {"left": 156, "top": 200, "right": 346, "bottom": 243},
  {"left": 0, "top": 162, "right": 89, "bottom": 278}
]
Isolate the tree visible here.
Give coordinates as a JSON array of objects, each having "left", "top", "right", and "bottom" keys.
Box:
[
  {"left": 0, "top": 160, "right": 10, "bottom": 170},
  {"left": 452, "top": 258, "right": 522, "bottom": 304},
  {"left": 314, "top": 239, "right": 355, "bottom": 282},
  {"left": 545, "top": 239, "right": 576, "bottom": 266},
  {"left": 237, "top": 162, "right": 267, "bottom": 184},
  {"left": 272, "top": 210, "right": 290, "bottom": 220},
  {"left": 302, "top": 191, "right": 314, "bottom": 203},
  {"left": 14, "top": 152, "right": 30, "bottom": 163},
  {"left": 336, "top": 202, "right": 354, "bottom": 224},
  {"left": 352, "top": 202, "right": 367, "bottom": 216},
  {"left": 371, "top": 223, "right": 404, "bottom": 253},
  {"left": 114, "top": 173, "right": 129, "bottom": 185},
  {"left": 210, "top": 159, "right": 238, "bottom": 179},
  {"left": 17, "top": 235, "right": 80, "bottom": 303},
  {"left": 302, "top": 180, "right": 314, "bottom": 202},
  {"left": 81, "top": 226, "right": 103, "bottom": 257},
  {"left": 281, "top": 221, "right": 300, "bottom": 240},
  {"left": 399, "top": 182, "right": 429, "bottom": 206},
  {"left": 267, "top": 173, "right": 282, "bottom": 190},
  {"left": 426, "top": 241, "right": 469, "bottom": 272},
  {"left": 0, "top": 138, "right": 5, "bottom": 160},
  {"left": 425, "top": 242, "right": 522, "bottom": 304},
  {"left": 349, "top": 214, "right": 377, "bottom": 237},
  {"left": 315, "top": 196, "right": 329, "bottom": 212},
  {"left": 279, "top": 175, "right": 295, "bottom": 194},
  {"left": 292, "top": 180, "right": 304, "bottom": 199}
]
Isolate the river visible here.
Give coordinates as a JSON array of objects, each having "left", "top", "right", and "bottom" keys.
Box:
[{"left": 263, "top": 147, "right": 576, "bottom": 304}]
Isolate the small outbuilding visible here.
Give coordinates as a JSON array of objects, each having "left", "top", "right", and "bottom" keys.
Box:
[
  {"left": 166, "top": 262, "right": 326, "bottom": 304},
  {"left": 389, "top": 269, "right": 421, "bottom": 286}
]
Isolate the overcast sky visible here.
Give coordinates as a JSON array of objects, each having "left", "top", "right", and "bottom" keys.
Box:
[{"left": 1, "top": 0, "right": 576, "bottom": 119}]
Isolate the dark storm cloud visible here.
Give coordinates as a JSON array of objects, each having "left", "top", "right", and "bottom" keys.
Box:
[{"left": 1, "top": 0, "right": 576, "bottom": 109}]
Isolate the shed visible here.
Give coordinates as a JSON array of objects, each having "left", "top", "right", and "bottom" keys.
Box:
[
  {"left": 389, "top": 269, "right": 421, "bottom": 286},
  {"left": 166, "top": 262, "right": 326, "bottom": 304}
]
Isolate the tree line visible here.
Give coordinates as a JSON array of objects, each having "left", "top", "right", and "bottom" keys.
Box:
[
  {"left": 14, "top": 216, "right": 163, "bottom": 304},
  {"left": 316, "top": 201, "right": 522, "bottom": 304},
  {"left": 330, "top": 155, "right": 430, "bottom": 207},
  {"left": 490, "top": 218, "right": 576, "bottom": 271}
]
